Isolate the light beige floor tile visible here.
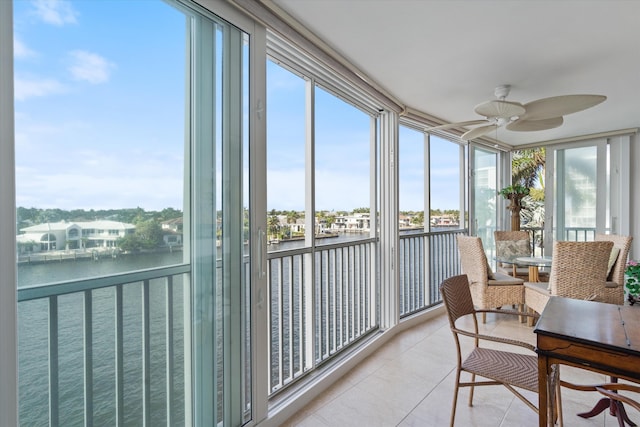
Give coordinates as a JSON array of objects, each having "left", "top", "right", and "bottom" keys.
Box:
[
  {"left": 280, "top": 412, "right": 332, "bottom": 427},
  {"left": 312, "top": 384, "right": 408, "bottom": 427},
  {"left": 281, "top": 310, "right": 627, "bottom": 427}
]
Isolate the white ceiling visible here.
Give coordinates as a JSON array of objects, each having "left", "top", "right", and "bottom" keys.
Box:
[{"left": 270, "top": 0, "right": 640, "bottom": 146}]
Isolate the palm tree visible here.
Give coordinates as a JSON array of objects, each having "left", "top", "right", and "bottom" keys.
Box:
[
  {"left": 267, "top": 215, "right": 280, "bottom": 240},
  {"left": 512, "top": 147, "right": 545, "bottom": 189},
  {"left": 512, "top": 147, "right": 546, "bottom": 230},
  {"left": 286, "top": 210, "right": 301, "bottom": 238}
]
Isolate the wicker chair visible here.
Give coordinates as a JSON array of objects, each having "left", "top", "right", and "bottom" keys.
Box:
[
  {"left": 524, "top": 240, "right": 614, "bottom": 326},
  {"left": 439, "top": 274, "right": 562, "bottom": 427},
  {"left": 456, "top": 235, "right": 525, "bottom": 323},
  {"left": 595, "top": 233, "right": 633, "bottom": 305},
  {"left": 493, "top": 230, "right": 550, "bottom": 281}
]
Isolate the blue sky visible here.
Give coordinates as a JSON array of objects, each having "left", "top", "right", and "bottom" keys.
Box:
[
  {"left": 14, "top": 0, "right": 185, "bottom": 211},
  {"left": 14, "top": 0, "right": 461, "bottom": 213},
  {"left": 266, "top": 61, "right": 462, "bottom": 212}
]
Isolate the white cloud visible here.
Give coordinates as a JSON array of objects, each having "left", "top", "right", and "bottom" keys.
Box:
[
  {"left": 32, "top": 0, "right": 78, "bottom": 26},
  {"left": 68, "top": 50, "right": 115, "bottom": 84},
  {"left": 14, "top": 38, "right": 37, "bottom": 59},
  {"left": 14, "top": 77, "right": 66, "bottom": 101},
  {"left": 16, "top": 145, "right": 184, "bottom": 211}
]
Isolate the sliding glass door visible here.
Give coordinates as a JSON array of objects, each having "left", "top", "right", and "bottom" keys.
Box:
[
  {"left": 470, "top": 146, "right": 498, "bottom": 252},
  {"left": 13, "top": 1, "right": 254, "bottom": 425},
  {"left": 546, "top": 140, "right": 607, "bottom": 244},
  {"left": 545, "top": 134, "right": 632, "bottom": 252}
]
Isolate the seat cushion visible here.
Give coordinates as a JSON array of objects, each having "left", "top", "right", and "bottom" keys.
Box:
[
  {"left": 524, "top": 281, "right": 550, "bottom": 294},
  {"left": 605, "top": 280, "right": 619, "bottom": 289},
  {"left": 488, "top": 272, "right": 524, "bottom": 286}
]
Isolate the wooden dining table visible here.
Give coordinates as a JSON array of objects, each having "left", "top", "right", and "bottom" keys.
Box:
[{"left": 535, "top": 297, "right": 640, "bottom": 427}]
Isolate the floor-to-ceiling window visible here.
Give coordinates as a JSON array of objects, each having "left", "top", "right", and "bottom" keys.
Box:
[
  {"left": 399, "top": 125, "right": 465, "bottom": 316},
  {"left": 13, "top": 0, "right": 252, "bottom": 425},
  {"left": 265, "top": 51, "right": 379, "bottom": 396},
  {"left": 545, "top": 134, "right": 632, "bottom": 247},
  {"left": 471, "top": 146, "right": 499, "bottom": 252}
]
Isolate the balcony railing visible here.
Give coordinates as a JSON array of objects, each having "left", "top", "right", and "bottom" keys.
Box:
[
  {"left": 398, "top": 228, "right": 465, "bottom": 317},
  {"left": 17, "top": 264, "right": 189, "bottom": 427},
  {"left": 267, "top": 238, "right": 378, "bottom": 395},
  {"left": 267, "top": 228, "right": 466, "bottom": 395}
]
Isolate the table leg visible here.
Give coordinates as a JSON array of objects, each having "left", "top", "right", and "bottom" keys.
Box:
[
  {"left": 538, "top": 355, "right": 550, "bottom": 427},
  {"left": 529, "top": 265, "right": 540, "bottom": 282},
  {"left": 578, "top": 377, "right": 637, "bottom": 426}
]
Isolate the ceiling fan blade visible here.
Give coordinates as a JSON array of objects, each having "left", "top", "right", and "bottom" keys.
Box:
[
  {"left": 474, "top": 100, "right": 525, "bottom": 119},
  {"left": 426, "top": 120, "right": 489, "bottom": 131},
  {"left": 461, "top": 124, "right": 498, "bottom": 140},
  {"left": 506, "top": 116, "right": 564, "bottom": 132},
  {"left": 521, "top": 94, "right": 606, "bottom": 121}
]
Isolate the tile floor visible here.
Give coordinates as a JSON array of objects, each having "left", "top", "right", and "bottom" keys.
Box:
[{"left": 281, "top": 309, "right": 633, "bottom": 427}]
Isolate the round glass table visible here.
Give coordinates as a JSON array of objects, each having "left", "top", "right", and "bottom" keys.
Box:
[{"left": 495, "top": 255, "right": 552, "bottom": 282}]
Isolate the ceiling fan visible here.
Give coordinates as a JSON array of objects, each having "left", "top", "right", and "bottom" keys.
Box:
[{"left": 427, "top": 85, "right": 606, "bottom": 140}]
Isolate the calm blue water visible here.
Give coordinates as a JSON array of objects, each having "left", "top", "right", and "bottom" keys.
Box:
[
  {"left": 17, "top": 230, "right": 457, "bottom": 425},
  {"left": 18, "top": 251, "right": 186, "bottom": 426}
]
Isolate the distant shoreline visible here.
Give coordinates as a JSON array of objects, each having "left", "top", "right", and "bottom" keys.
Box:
[{"left": 17, "top": 246, "right": 183, "bottom": 265}]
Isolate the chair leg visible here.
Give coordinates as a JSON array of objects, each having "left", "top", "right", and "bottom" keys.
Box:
[
  {"left": 450, "top": 369, "right": 462, "bottom": 427},
  {"left": 468, "top": 373, "right": 476, "bottom": 407},
  {"left": 519, "top": 303, "right": 525, "bottom": 323},
  {"left": 527, "top": 307, "right": 535, "bottom": 327},
  {"left": 482, "top": 312, "right": 486, "bottom": 324},
  {"left": 555, "top": 369, "right": 563, "bottom": 426}
]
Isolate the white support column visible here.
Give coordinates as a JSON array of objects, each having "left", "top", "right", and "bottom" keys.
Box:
[
  {"left": 379, "top": 111, "right": 399, "bottom": 329},
  {"left": 609, "top": 135, "right": 631, "bottom": 236},
  {"left": 303, "top": 78, "right": 315, "bottom": 370},
  {"left": 0, "top": 0, "right": 18, "bottom": 424}
]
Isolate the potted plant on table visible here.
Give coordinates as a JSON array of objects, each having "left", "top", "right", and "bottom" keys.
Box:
[
  {"left": 626, "top": 260, "right": 640, "bottom": 305},
  {"left": 498, "top": 184, "right": 530, "bottom": 231}
]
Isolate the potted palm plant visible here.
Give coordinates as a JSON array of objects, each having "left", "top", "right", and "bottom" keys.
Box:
[{"left": 498, "top": 184, "right": 530, "bottom": 231}]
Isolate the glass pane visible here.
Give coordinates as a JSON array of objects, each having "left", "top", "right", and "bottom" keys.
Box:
[
  {"left": 15, "top": 1, "right": 187, "bottom": 285},
  {"left": 266, "top": 60, "right": 306, "bottom": 251},
  {"left": 315, "top": 86, "right": 371, "bottom": 245},
  {"left": 430, "top": 136, "right": 462, "bottom": 229},
  {"left": 399, "top": 125, "right": 424, "bottom": 230},
  {"left": 557, "top": 145, "right": 598, "bottom": 241},
  {"left": 473, "top": 148, "right": 497, "bottom": 250},
  {"left": 241, "top": 33, "right": 252, "bottom": 424},
  {"left": 14, "top": 1, "right": 187, "bottom": 425}
]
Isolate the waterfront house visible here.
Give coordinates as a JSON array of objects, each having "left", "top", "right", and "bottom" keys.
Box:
[
  {"left": 162, "top": 217, "right": 184, "bottom": 246},
  {"left": 18, "top": 220, "right": 135, "bottom": 252},
  {"left": 2, "top": 1, "right": 640, "bottom": 427}
]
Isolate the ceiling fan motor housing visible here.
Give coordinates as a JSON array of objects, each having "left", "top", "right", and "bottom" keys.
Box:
[{"left": 494, "top": 84, "right": 511, "bottom": 99}]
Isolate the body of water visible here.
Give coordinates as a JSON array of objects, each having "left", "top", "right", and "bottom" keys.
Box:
[
  {"left": 17, "top": 228, "right": 460, "bottom": 425},
  {"left": 18, "top": 251, "right": 186, "bottom": 426}
]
